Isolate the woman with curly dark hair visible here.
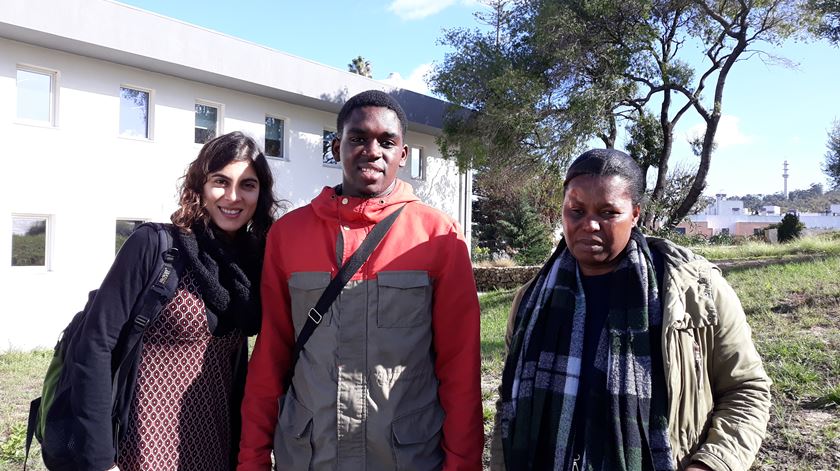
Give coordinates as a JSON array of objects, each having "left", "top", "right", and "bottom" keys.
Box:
[{"left": 65, "top": 131, "right": 279, "bottom": 471}]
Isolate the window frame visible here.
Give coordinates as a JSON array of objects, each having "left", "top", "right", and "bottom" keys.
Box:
[
  {"left": 15, "top": 64, "right": 59, "bottom": 127},
  {"left": 118, "top": 84, "right": 154, "bottom": 140},
  {"left": 264, "top": 114, "right": 288, "bottom": 161},
  {"left": 322, "top": 128, "right": 340, "bottom": 168},
  {"left": 10, "top": 214, "right": 53, "bottom": 270},
  {"left": 409, "top": 146, "right": 426, "bottom": 181},
  {"left": 194, "top": 99, "right": 224, "bottom": 145}
]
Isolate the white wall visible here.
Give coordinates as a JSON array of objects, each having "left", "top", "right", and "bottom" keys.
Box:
[
  {"left": 0, "top": 38, "right": 463, "bottom": 350},
  {"left": 689, "top": 213, "right": 840, "bottom": 234}
]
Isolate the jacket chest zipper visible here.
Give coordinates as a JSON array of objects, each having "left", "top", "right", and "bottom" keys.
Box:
[{"left": 693, "top": 338, "right": 703, "bottom": 390}]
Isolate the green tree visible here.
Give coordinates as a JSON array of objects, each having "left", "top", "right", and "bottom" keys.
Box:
[
  {"left": 824, "top": 120, "right": 840, "bottom": 188},
  {"left": 777, "top": 213, "right": 805, "bottom": 242},
  {"left": 808, "top": 0, "right": 840, "bottom": 43},
  {"left": 625, "top": 110, "right": 663, "bottom": 193},
  {"left": 431, "top": 0, "right": 816, "bottom": 229},
  {"left": 471, "top": 165, "right": 560, "bottom": 264},
  {"left": 348, "top": 56, "right": 372, "bottom": 78},
  {"left": 26, "top": 220, "right": 46, "bottom": 235}
]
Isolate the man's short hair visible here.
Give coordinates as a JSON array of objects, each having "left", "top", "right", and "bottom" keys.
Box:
[{"left": 336, "top": 90, "right": 408, "bottom": 138}]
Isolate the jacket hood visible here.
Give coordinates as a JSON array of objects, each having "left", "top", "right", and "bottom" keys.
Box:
[{"left": 310, "top": 179, "right": 421, "bottom": 226}]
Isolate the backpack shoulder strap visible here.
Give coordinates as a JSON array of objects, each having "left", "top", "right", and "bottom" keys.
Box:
[
  {"left": 111, "top": 223, "right": 182, "bottom": 372},
  {"left": 24, "top": 397, "right": 40, "bottom": 470},
  {"left": 131, "top": 223, "right": 181, "bottom": 329}
]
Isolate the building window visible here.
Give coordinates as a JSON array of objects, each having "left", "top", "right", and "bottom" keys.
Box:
[
  {"left": 265, "top": 116, "right": 285, "bottom": 159},
  {"left": 119, "top": 86, "right": 151, "bottom": 139},
  {"left": 115, "top": 219, "right": 145, "bottom": 253},
  {"left": 323, "top": 130, "right": 338, "bottom": 166},
  {"left": 410, "top": 147, "right": 425, "bottom": 180},
  {"left": 11, "top": 215, "right": 49, "bottom": 267},
  {"left": 16, "top": 66, "right": 57, "bottom": 125},
  {"left": 195, "top": 102, "right": 221, "bottom": 144}
]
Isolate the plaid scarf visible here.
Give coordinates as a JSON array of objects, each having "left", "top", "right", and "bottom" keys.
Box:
[{"left": 499, "top": 228, "right": 674, "bottom": 471}]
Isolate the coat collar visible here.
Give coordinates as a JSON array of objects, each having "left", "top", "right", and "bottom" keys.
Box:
[
  {"left": 648, "top": 237, "right": 720, "bottom": 329},
  {"left": 310, "top": 179, "right": 420, "bottom": 226}
]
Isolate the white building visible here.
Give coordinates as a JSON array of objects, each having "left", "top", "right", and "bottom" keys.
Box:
[
  {"left": 0, "top": 0, "right": 472, "bottom": 350},
  {"left": 761, "top": 205, "right": 781, "bottom": 216},
  {"left": 704, "top": 194, "right": 745, "bottom": 215},
  {"left": 681, "top": 202, "right": 840, "bottom": 237}
]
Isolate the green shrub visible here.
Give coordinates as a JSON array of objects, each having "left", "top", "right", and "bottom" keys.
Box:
[
  {"left": 777, "top": 213, "right": 805, "bottom": 243},
  {"left": 511, "top": 204, "right": 553, "bottom": 265},
  {"left": 709, "top": 232, "right": 734, "bottom": 245},
  {"left": 650, "top": 228, "right": 709, "bottom": 247},
  {"left": 471, "top": 244, "right": 491, "bottom": 264},
  {"left": 0, "top": 421, "right": 26, "bottom": 463}
]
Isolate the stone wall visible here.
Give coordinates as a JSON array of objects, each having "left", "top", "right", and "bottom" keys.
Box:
[{"left": 473, "top": 266, "right": 541, "bottom": 291}]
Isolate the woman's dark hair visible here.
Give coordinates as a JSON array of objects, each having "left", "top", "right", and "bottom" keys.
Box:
[
  {"left": 563, "top": 148, "right": 644, "bottom": 205},
  {"left": 171, "top": 131, "right": 279, "bottom": 240}
]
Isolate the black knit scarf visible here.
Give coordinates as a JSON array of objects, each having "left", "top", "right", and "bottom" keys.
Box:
[{"left": 173, "top": 223, "right": 263, "bottom": 336}]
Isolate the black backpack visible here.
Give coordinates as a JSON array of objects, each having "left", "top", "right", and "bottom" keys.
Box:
[{"left": 25, "top": 223, "right": 183, "bottom": 470}]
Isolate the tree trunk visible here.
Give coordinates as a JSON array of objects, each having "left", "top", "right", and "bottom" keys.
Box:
[
  {"left": 642, "top": 90, "right": 674, "bottom": 227},
  {"left": 668, "top": 115, "right": 717, "bottom": 227},
  {"left": 667, "top": 29, "right": 747, "bottom": 227}
]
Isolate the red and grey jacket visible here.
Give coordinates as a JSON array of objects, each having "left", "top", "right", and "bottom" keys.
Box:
[{"left": 239, "top": 180, "right": 483, "bottom": 471}]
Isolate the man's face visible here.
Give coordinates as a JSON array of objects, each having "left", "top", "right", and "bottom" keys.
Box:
[{"left": 332, "top": 106, "right": 407, "bottom": 198}]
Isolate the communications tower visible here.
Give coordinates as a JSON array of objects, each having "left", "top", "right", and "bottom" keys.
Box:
[{"left": 783, "top": 160, "right": 789, "bottom": 199}]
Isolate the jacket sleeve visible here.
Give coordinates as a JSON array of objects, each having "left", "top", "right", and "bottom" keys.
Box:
[
  {"left": 68, "top": 225, "right": 159, "bottom": 471},
  {"left": 238, "top": 223, "right": 295, "bottom": 470},
  {"left": 690, "top": 268, "right": 772, "bottom": 471},
  {"left": 489, "top": 282, "right": 530, "bottom": 471},
  {"left": 432, "top": 224, "right": 484, "bottom": 471}
]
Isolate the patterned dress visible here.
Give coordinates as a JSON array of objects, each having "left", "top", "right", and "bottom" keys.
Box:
[{"left": 117, "top": 269, "right": 243, "bottom": 471}]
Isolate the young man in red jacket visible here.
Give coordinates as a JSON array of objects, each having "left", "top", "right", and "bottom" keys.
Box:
[{"left": 238, "top": 90, "right": 483, "bottom": 470}]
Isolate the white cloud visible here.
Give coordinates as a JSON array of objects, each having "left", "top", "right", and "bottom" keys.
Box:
[
  {"left": 684, "top": 115, "right": 754, "bottom": 149},
  {"left": 380, "top": 63, "right": 434, "bottom": 96},
  {"left": 387, "top": 0, "right": 457, "bottom": 20}
]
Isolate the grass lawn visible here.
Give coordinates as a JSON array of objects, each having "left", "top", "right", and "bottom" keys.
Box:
[{"left": 2, "top": 251, "right": 839, "bottom": 470}]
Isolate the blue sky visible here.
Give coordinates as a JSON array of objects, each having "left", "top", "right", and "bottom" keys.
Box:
[{"left": 119, "top": 0, "right": 840, "bottom": 197}]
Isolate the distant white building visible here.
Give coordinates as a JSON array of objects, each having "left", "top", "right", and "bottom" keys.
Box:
[
  {"left": 1, "top": 0, "right": 472, "bottom": 350},
  {"left": 679, "top": 199, "right": 840, "bottom": 237},
  {"left": 762, "top": 206, "right": 781, "bottom": 215},
  {"left": 704, "top": 194, "right": 745, "bottom": 215}
]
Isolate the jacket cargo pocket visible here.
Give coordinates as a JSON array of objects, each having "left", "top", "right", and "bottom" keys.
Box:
[
  {"left": 273, "top": 393, "right": 314, "bottom": 470},
  {"left": 288, "top": 272, "right": 331, "bottom": 333},
  {"left": 391, "top": 402, "right": 445, "bottom": 471},
  {"left": 377, "top": 271, "right": 432, "bottom": 328}
]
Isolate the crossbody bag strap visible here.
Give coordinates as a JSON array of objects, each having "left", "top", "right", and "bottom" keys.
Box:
[{"left": 284, "top": 204, "right": 407, "bottom": 390}]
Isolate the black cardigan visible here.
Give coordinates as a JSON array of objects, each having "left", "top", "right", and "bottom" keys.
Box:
[{"left": 68, "top": 224, "right": 248, "bottom": 471}]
